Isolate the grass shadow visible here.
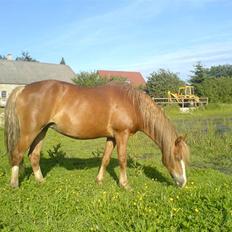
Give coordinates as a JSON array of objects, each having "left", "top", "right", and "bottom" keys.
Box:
[
  {"left": 21, "top": 147, "right": 170, "bottom": 186},
  {"left": 127, "top": 158, "right": 172, "bottom": 185},
  {"left": 38, "top": 156, "right": 170, "bottom": 185}
]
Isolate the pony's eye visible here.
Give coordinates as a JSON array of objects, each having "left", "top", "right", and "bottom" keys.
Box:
[{"left": 174, "top": 152, "right": 182, "bottom": 161}]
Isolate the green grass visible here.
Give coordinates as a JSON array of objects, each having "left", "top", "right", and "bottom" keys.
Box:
[{"left": 0, "top": 114, "right": 232, "bottom": 231}]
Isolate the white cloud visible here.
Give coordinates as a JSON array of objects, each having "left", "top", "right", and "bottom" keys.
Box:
[{"left": 40, "top": 0, "right": 167, "bottom": 49}]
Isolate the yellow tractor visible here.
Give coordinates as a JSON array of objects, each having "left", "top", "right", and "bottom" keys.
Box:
[{"left": 168, "top": 86, "right": 200, "bottom": 107}]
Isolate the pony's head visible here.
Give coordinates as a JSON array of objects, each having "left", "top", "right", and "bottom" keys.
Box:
[{"left": 162, "top": 136, "right": 190, "bottom": 188}]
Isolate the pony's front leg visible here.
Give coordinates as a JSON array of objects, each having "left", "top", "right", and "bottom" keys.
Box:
[
  {"left": 115, "top": 131, "right": 130, "bottom": 189},
  {"left": 96, "top": 138, "right": 116, "bottom": 184}
]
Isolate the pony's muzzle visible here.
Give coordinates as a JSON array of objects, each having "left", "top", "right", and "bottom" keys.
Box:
[
  {"left": 175, "top": 176, "right": 187, "bottom": 188},
  {"left": 171, "top": 173, "right": 187, "bottom": 188}
]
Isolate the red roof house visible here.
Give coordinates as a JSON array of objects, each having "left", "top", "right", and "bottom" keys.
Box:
[{"left": 97, "top": 70, "right": 146, "bottom": 87}]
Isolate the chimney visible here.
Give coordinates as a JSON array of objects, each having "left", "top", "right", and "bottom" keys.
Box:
[{"left": 6, "top": 54, "right": 13, "bottom": 61}]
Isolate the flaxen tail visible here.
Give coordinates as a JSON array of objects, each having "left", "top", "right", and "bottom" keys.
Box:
[{"left": 4, "top": 87, "right": 24, "bottom": 158}]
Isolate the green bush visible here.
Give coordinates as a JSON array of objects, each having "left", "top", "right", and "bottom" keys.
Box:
[
  {"left": 196, "top": 77, "right": 232, "bottom": 103},
  {"left": 189, "top": 63, "right": 232, "bottom": 103},
  {"left": 146, "top": 69, "right": 184, "bottom": 98}
]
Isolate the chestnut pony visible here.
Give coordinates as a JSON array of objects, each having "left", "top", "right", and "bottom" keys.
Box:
[{"left": 5, "top": 80, "right": 189, "bottom": 188}]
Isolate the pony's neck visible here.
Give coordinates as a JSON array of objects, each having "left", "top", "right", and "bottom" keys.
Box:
[
  {"left": 124, "top": 86, "right": 177, "bottom": 158},
  {"left": 140, "top": 105, "right": 177, "bottom": 156}
]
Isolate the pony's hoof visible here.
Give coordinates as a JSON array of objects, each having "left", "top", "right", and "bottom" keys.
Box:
[
  {"left": 36, "top": 178, "right": 45, "bottom": 184},
  {"left": 10, "top": 181, "right": 19, "bottom": 188},
  {"left": 120, "top": 183, "right": 132, "bottom": 191},
  {"left": 96, "top": 178, "right": 103, "bottom": 185}
]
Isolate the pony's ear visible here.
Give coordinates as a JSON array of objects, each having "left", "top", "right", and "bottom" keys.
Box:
[
  {"left": 175, "top": 135, "right": 187, "bottom": 146},
  {"left": 175, "top": 136, "right": 183, "bottom": 146},
  {"left": 174, "top": 136, "right": 184, "bottom": 161},
  {"left": 174, "top": 135, "right": 190, "bottom": 163}
]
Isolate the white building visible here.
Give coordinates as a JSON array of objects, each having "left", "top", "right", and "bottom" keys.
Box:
[{"left": 0, "top": 59, "right": 75, "bottom": 107}]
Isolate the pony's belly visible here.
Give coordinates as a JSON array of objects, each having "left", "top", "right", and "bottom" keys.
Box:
[{"left": 51, "top": 123, "right": 112, "bottom": 139}]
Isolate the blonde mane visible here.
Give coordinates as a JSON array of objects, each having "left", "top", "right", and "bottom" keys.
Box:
[{"left": 123, "top": 85, "right": 178, "bottom": 155}]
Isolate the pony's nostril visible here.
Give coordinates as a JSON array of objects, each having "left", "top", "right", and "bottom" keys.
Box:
[
  {"left": 176, "top": 177, "right": 186, "bottom": 188},
  {"left": 171, "top": 172, "right": 187, "bottom": 188}
]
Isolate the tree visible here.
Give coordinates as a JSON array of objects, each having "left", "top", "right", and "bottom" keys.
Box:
[
  {"left": 190, "top": 63, "right": 232, "bottom": 81},
  {"left": 72, "top": 71, "right": 109, "bottom": 87},
  {"left": 60, "top": 57, "right": 66, "bottom": 65},
  {"left": 207, "top": 64, "right": 232, "bottom": 78},
  {"left": 189, "top": 62, "right": 208, "bottom": 84},
  {"left": 146, "top": 69, "right": 185, "bottom": 98},
  {"left": 0, "top": 55, "right": 6, "bottom": 60},
  {"left": 16, "top": 51, "right": 37, "bottom": 62},
  {"left": 189, "top": 62, "right": 232, "bottom": 98},
  {"left": 72, "top": 71, "right": 128, "bottom": 87},
  {"left": 189, "top": 62, "right": 210, "bottom": 97}
]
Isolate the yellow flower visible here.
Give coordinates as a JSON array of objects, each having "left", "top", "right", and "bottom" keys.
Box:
[{"left": 195, "top": 208, "right": 199, "bottom": 213}]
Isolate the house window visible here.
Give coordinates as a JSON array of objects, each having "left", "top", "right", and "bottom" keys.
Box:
[{"left": 1, "top": 91, "right": 7, "bottom": 99}]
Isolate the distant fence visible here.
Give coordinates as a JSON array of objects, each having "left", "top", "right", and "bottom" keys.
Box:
[{"left": 153, "top": 97, "right": 208, "bottom": 108}]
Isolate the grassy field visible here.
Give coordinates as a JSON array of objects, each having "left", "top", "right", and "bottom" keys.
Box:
[
  {"left": 164, "top": 103, "right": 232, "bottom": 119},
  {"left": 0, "top": 106, "right": 232, "bottom": 231}
]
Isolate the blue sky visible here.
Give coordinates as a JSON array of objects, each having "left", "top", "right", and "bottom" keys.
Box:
[{"left": 1, "top": 0, "right": 232, "bottom": 81}]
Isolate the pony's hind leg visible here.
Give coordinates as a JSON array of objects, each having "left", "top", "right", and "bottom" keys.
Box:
[
  {"left": 10, "top": 137, "right": 31, "bottom": 188},
  {"left": 28, "top": 129, "right": 47, "bottom": 183},
  {"left": 96, "top": 137, "right": 116, "bottom": 184}
]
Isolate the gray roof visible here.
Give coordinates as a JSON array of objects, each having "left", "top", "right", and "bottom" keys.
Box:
[{"left": 0, "top": 60, "right": 75, "bottom": 84}]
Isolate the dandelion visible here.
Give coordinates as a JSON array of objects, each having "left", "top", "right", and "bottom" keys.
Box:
[
  {"left": 169, "top": 197, "right": 174, "bottom": 202},
  {"left": 195, "top": 208, "right": 199, "bottom": 213}
]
